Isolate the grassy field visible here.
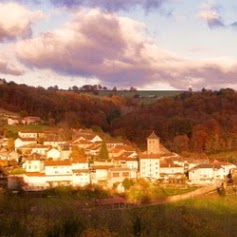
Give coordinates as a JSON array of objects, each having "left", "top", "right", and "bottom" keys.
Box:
[
  {"left": 0, "top": 188, "right": 237, "bottom": 236},
  {"left": 87, "top": 90, "right": 184, "bottom": 104},
  {"left": 208, "top": 150, "right": 237, "bottom": 164},
  {"left": 2, "top": 124, "right": 50, "bottom": 138}
]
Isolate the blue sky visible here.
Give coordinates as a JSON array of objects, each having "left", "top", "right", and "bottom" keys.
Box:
[{"left": 1, "top": 0, "right": 237, "bottom": 90}]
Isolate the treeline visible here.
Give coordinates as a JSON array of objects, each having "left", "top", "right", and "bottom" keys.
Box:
[
  {"left": 112, "top": 88, "right": 237, "bottom": 153},
  {"left": 3, "top": 81, "right": 237, "bottom": 154},
  {"left": 0, "top": 82, "right": 124, "bottom": 131}
]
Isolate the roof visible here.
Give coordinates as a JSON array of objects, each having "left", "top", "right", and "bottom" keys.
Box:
[
  {"left": 45, "top": 160, "right": 71, "bottom": 166},
  {"left": 109, "top": 167, "right": 131, "bottom": 172},
  {"left": 147, "top": 131, "right": 159, "bottom": 139},
  {"left": 90, "top": 165, "right": 114, "bottom": 170},
  {"left": 23, "top": 116, "right": 41, "bottom": 120},
  {"left": 24, "top": 172, "right": 45, "bottom": 176},
  {"left": 139, "top": 153, "right": 160, "bottom": 159},
  {"left": 16, "top": 137, "right": 36, "bottom": 142},
  {"left": 71, "top": 157, "right": 88, "bottom": 163},
  {"left": 72, "top": 169, "right": 90, "bottom": 173},
  {"left": 19, "top": 130, "right": 43, "bottom": 134}
]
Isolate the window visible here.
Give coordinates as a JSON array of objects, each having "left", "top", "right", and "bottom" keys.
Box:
[
  {"left": 113, "top": 172, "right": 119, "bottom": 177},
  {"left": 122, "top": 172, "right": 129, "bottom": 177}
]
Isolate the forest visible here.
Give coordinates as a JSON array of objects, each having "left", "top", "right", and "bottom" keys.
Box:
[{"left": 1, "top": 81, "right": 237, "bottom": 154}]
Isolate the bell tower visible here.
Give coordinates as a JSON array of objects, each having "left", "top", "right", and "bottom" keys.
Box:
[{"left": 147, "top": 131, "right": 160, "bottom": 154}]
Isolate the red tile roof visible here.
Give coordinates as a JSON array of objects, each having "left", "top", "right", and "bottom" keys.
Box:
[{"left": 45, "top": 160, "right": 71, "bottom": 166}]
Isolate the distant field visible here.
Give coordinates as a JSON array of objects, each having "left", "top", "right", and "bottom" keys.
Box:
[
  {"left": 88, "top": 90, "right": 185, "bottom": 104},
  {"left": 208, "top": 150, "right": 237, "bottom": 164},
  {"left": 98, "top": 90, "right": 184, "bottom": 97},
  {"left": 3, "top": 124, "right": 49, "bottom": 138}
]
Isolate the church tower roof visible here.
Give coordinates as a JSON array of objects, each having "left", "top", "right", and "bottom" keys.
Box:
[{"left": 147, "top": 131, "right": 159, "bottom": 139}]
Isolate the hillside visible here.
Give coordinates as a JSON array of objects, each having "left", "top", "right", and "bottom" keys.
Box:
[
  {"left": 2, "top": 82, "right": 237, "bottom": 155},
  {"left": 112, "top": 88, "right": 237, "bottom": 155},
  {"left": 0, "top": 190, "right": 236, "bottom": 237},
  {"left": 0, "top": 82, "right": 124, "bottom": 132}
]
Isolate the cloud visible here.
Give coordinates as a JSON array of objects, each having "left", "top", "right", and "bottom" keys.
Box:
[
  {"left": 0, "top": 58, "right": 24, "bottom": 76},
  {"left": 50, "top": 0, "right": 166, "bottom": 12},
  {"left": 197, "top": 4, "right": 225, "bottom": 29},
  {"left": 15, "top": 9, "right": 237, "bottom": 90},
  {"left": 0, "top": 2, "right": 46, "bottom": 41}
]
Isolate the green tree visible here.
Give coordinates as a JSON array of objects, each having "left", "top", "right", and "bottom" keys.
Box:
[
  {"left": 122, "top": 178, "right": 134, "bottom": 190},
  {"left": 98, "top": 141, "right": 109, "bottom": 160}
]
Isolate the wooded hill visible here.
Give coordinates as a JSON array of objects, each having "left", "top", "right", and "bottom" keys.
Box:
[
  {"left": 2, "top": 81, "right": 237, "bottom": 154},
  {"left": 0, "top": 82, "right": 123, "bottom": 131},
  {"left": 113, "top": 88, "right": 237, "bottom": 154}
]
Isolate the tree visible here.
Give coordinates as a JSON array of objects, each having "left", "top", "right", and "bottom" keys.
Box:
[
  {"left": 6, "top": 138, "right": 15, "bottom": 151},
  {"left": 98, "top": 141, "right": 109, "bottom": 160},
  {"left": 70, "top": 146, "right": 86, "bottom": 161},
  {"left": 80, "top": 228, "right": 115, "bottom": 237},
  {"left": 122, "top": 178, "right": 134, "bottom": 190}
]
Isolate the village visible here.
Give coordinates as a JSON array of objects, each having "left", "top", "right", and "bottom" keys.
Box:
[{"left": 0, "top": 116, "right": 236, "bottom": 193}]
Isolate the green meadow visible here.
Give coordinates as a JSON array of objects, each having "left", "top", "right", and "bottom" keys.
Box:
[{"left": 0, "top": 189, "right": 237, "bottom": 237}]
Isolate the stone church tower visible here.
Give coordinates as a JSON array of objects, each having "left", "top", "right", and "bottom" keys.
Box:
[{"left": 147, "top": 131, "right": 160, "bottom": 154}]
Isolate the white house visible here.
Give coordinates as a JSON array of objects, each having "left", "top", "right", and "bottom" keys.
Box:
[
  {"left": 107, "top": 167, "right": 133, "bottom": 188},
  {"left": 18, "top": 131, "right": 39, "bottom": 139},
  {"left": 23, "top": 158, "right": 44, "bottom": 173},
  {"left": 46, "top": 148, "right": 61, "bottom": 160},
  {"left": 139, "top": 154, "right": 160, "bottom": 179},
  {"left": 188, "top": 164, "right": 215, "bottom": 184},
  {"left": 71, "top": 157, "right": 89, "bottom": 170},
  {"left": 14, "top": 138, "right": 37, "bottom": 150},
  {"left": 44, "top": 160, "right": 72, "bottom": 175},
  {"left": 31, "top": 145, "right": 51, "bottom": 156},
  {"left": 7, "top": 117, "right": 20, "bottom": 125},
  {"left": 72, "top": 170, "right": 90, "bottom": 187}
]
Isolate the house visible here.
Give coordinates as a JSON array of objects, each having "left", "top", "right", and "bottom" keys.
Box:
[
  {"left": 43, "top": 134, "right": 67, "bottom": 147},
  {"left": 44, "top": 160, "right": 72, "bottom": 175},
  {"left": 188, "top": 164, "right": 216, "bottom": 184},
  {"left": 90, "top": 165, "right": 113, "bottom": 183},
  {"left": 0, "top": 149, "right": 10, "bottom": 160},
  {"left": 7, "top": 117, "right": 20, "bottom": 125},
  {"left": 23, "top": 173, "right": 48, "bottom": 191},
  {"left": 18, "top": 131, "right": 43, "bottom": 139},
  {"left": 159, "top": 159, "right": 185, "bottom": 182},
  {"left": 14, "top": 138, "right": 37, "bottom": 150},
  {"left": 73, "top": 130, "right": 102, "bottom": 144},
  {"left": 211, "top": 160, "right": 236, "bottom": 176},
  {"left": 139, "top": 154, "right": 160, "bottom": 179},
  {"left": 46, "top": 148, "right": 61, "bottom": 160},
  {"left": 108, "top": 167, "right": 137, "bottom": 188},
  {"left": 72, "top": 170, "right": 90, "bottom": 187},
  {"left": 71, "top": 156, "right": 89, "bottom": 170},
  {"left": 31, "top": 145, "right": 51, "bottom": 156},
  {"left": 84, "top": 143, "right": 101, "bottom": 156},
  {"left": 23, "top": 154, "right": 44, "bottom": 173},
  {"left": 111, "top": 152, "right": 138, "bottom": 170},
  {"left": 22, "top": 116, "right": 41, "bottom": 125}
]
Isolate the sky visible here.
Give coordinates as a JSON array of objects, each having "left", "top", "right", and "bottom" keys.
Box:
[{"left": 1, "top": 0, "right": 237, "bottom": 90}]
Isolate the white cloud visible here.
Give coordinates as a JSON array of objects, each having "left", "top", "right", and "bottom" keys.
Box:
[
  {"left": 15, "top": 8, "right": 237, "bottom": 90},
  {"left": 0, "top": 2, "right": 47, "bottom": 41}
]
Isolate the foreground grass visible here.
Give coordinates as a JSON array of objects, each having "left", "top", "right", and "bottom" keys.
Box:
[
  {"left": 161, "top": 186, "right": 197, "bottom": 196},
  {"left": 0, "top": 189, "right": 237, "bottom": 237}
]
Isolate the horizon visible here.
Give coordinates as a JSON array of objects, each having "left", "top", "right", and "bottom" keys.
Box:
[{"left": 0, "top": 1, "right": 237, "bottom": 91}]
